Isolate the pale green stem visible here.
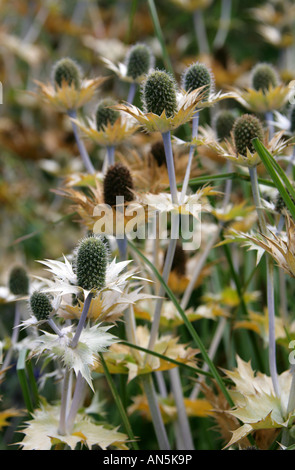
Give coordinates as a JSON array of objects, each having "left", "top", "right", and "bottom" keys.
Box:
[
  {"left": 58, "top": 368, "right": 71, "bottom": 436},
  {"left": 168, "top": 368, "right": 194, "bottom": 450},
  {"left": 68, "top": 110, "right": 95, "bottom": 174},
  {"left": 70, "top": 292, "right": 93, "bottom": 349},
  {"left": 213, "top": 0, "right": 232, "bottom": 50},
  {"left": 141, "top": 374, "right": 171, "bottom": 450},
  {"left": 161, "top": 131, "right": 179, "bottom": 205},
  {"left": 249, "top": 166, "right": 280, "bottom": 397},
  {"left": 180, "top": 111, "right": 199, "bottom": 204},
  {"left": 193, "top": 9, "right": 210, "bottom": 55},
  {"left": 66, "top": 372, "right": 87, "bottom": 433},
  {"left": 265, "top": 111, "right": 274, "bottom": 140},
  {"left": 47, "top": 318, "right": 64, "bottom": 337}
]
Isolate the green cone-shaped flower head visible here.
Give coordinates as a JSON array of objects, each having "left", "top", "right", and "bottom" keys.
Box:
[
  {"left": 53, "top": 57, "right": 81, "bottom": 89},
  {"left": 182, "top": 62, "right": 213, "bottom": 100},
  {"left": 251, "top": 63, "right": 279, "bottom": 93},
  {"left": 142, "top": 70, "right": 177, "bottom": 117},
  {"left": 233, "top": 114, "right": 264, "bottom": 156},
  {"left": 103, "top": 162, "right": 134, "bottom": 207},
  {"left": 75, "top": 236, "right": 108, "bottom": 291},
  {"left": 95, "top": 98, "right": 120, "bottom": 131},
  {"left": 9, "top": 266, "right": 29, "bottom": 296},
  {"left": 214, "top": 110, "right": 235, "bottom": 140},
  {"left": 126, "top": 43, "right": 154, "bottom": 80},
  {"left": 30, "top": 291, "right": 53, "bottom": 321}
]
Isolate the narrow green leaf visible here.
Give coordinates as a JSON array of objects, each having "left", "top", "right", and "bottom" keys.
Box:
[
  {"left": 17, "top": 349, "right": 34, "bottom": 414},
  {"left": 147, "top": 0, "right": 174, "bottom": 75},
  {"left": 252, "top": 138, "right": 295, "bottom": 220},
  {"left": 99, "top": 353, "right": 139, "bottom": 450}
]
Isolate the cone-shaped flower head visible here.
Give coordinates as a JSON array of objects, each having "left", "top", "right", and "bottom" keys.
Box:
[
  {"left": 52, "top": 57, "right": 81, "bottom": 90},
  {"left": 251, "top": 63, "right": 279, "bottom": 93},
  {"left": 182, "top": 62, "right": 213, "bottom": 100},
  {"left": 142, "top": 70, "right": 178, "bottom": 117},
  {"left": 290, "top": 106, "right": 295, "bottom": 133},
  {"left": 95, "top": 98, "right": 120, "bottom": 131},
  {"left": 214, "top": 110, "right": 235, "bottom": 140},
  {"left": 9, "top": 266, "right": 29, "bottom": 296},
  {"left": 125, "top": 43, "right": 154, "bottom": 81},
  {"left": 103, "top": 162, "right": 134, "bottom": 207},
  {"left": 30, "top": 291, "right": 53, "bottom": 321},
  {"left": 75, "top": 236, "right": 108, "bottom": 292},
  {"left": 233, "top": 114, "right": 264, "bottom": 156}
]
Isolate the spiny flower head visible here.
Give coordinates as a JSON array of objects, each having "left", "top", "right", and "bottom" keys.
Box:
[
  {"left": 251, "top": 63, "right": 279, "bottom": 93},
  {"left": 52, "top": 57, "right": 81, "bottom": 90},
  {"left": 30, "top": 291, "right": 53, "bottom": 321},
  {"left": 103, "top": 162, "right": 134, "bottom": 207},
  {"left": 9, "top": 266, "right": 29, "bottom": 296},
  {"left": 233, "top": 114, "right": 264, "bottom": 156},
  {"left": 125, "top": 43, "right": 154, "bottom": 81},
  {"left": 181, "top": 62, "right": 213, "bottom": 100},
  {"left": 142, "top": 70, "right": 178, "bottom": 117},
  {"left": 74, "top": 236, "right": 109, "bottom": 292},
  {"left": 95, "top": 98, "right": 120, "bottom": 131},
  {"left": 214, "top": 110, "right": 235, "bottom": 140}
]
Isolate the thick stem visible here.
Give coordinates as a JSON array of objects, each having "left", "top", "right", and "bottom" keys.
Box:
[
  {"left": 161, "top": 131, "right": 179, "bottom": 205},
  {"left": 180, "top": 112, "right": 199, "bottom": 204},
  {"left": 66, "top": 372, "right": 87, "bottom": 433},
  {"left": 168, "top": 368, "right": 194, "bottom": 450},
  {"left": 68, "top": 110, "right": 95, "bottom": 174},
  {"left": 47, "top": 318, "right": 64, "bottom": 337},
  {"left": 70, "top": 292, "right": 93, "bottom": 349},
  {"left": 58, "top": 368, "right": 71, "bottom": 436},
  {"left": 265, "top": 111, "right": 274, "bottom": 140},
  {"left": 141, "top": 374, "right": 170, "bottom": 450}
]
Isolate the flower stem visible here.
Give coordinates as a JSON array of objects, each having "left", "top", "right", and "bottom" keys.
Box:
[
  {"left": 66, "top": 372, "right": 87, "bottom": 433},
  {"left": 180, "top": 112, "right": 199, "bottom": 204},
  {"left": 141, "top": 374, "right": 171, "bottom": 450},
  {"left": 70, "top": 292, "right": 93, "bottom": 349},
  {"left": 1, "top": 302, "right": 21, "bottom": 371},
  {"left": 161, "top": 131, "right": 179, "bottom": 205},
  {"left": 213, "top": 0, "right": 232, "bottom": 50},
  {"left": 127, "top": 82, "right": 137, "bottom": 104},
  {"left": 58, "top": 368, "right": 71, "bottom": 436},
  {"left": 193, "top": 9, "right": 210, "bottom": 55},
  {"left": 68, "top": 110, "right": 95, "bottom": 174},
  {"left": 47, "top": 318, "right": 64, "bottom": 337},
  {"left": 106, "top": 145, "right": 115, "bottom": 166},
  {"left": 249, "top": 166, "right": 280, "bottom": 397}
]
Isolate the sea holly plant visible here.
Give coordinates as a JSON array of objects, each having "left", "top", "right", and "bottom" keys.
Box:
[{"left": 16, "top": 234, "right": 155, "bottom": 449}]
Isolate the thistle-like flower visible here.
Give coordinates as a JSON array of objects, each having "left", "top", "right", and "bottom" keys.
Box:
[
  {"left": 214, "top": 110, "right": 236, "bottom": 141},
  {"left": 8, "top": 266, "right": 29, "bottom": 296},
  {"left": 181, "top": 62, "right": 214, "bottom": 101},
  {"left": 251, "top": 63, "right": 279, "bottom": 93},
  {"left": 29, "top": 291, "right": 54, "bottom": 322},
  {"left": 35, "top": 57, "right": 106, "bottom": 112}
]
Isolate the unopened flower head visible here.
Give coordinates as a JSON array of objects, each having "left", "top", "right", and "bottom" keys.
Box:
[
  {"left": 9, "top": 266, "right": 29, "bottom": 296},
  {"left": 95, "top": 98, "right": 120, "bottom": 131},
  {"left": 103, "top": 162, "right": 134, "bottom": 207},
  {"left": 52, "top": 57, "right": 81, "bottom": 90},
  {"left": 125, "top": 43, "right": 154, "bottom": 81},
  {"left": 142, "top": 70, "right": 178, "bottom": 117},
  {"left": 233, "top": 114, "right": 264, "bottom": 156},
  {"left": 30, "top": 291, "right": 53, "bottom": 321},
  {"left": 251, "top": 62, "right": 279, "bottom": 93},
  {"left": 214, "top": 109, "right": 235, "bottom": 140},
  {"left": 74, "top": 236, "right": 109, "bottom": 292},
  {"left": 181, "top": 62, "right": 214, "bottom": 100}
]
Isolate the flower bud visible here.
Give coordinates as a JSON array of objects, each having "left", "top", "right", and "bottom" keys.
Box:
[
  {"left": 103, "top": 163, "right": 134, "bottom": 207},
  {"left": 142, "top": 70, "right": 177, "bottom": 117},
  {"left": 182, "top": 62, "right": 213, "bottom": 100},
  {"left": 75, "top": 236, "right": 108, "bottom": 291},
  {"left": 251, "top": 63, "right": 278, "bottom": 93},
  {"left": 214, "top": 110, "right": 235, "bottom": 140},
  {"left": 233, "top": 114, "right": 264, "bottom": 156},
  {"left": 95, "top": 98, "right": 120, "bottom": 131},
  {"left": 126, "top": 43, "right": 154, "bottom": 81},
  {"left": 9, "top": 266, "right": 29, "bottom": 296},
  {"left": 53, "top": 57, "right": 81, "bottom": 89},
  {"left": 30, "top": 291, "right": 53, "bottom": 321}
]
